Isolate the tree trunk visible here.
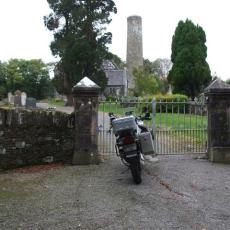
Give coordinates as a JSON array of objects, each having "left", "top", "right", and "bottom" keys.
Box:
[
  {"left": 66, "top": 94, "right": 74, "bottom": 106},
  {"left": 64, "top": 73, "right": 73, "bottom": 106}
]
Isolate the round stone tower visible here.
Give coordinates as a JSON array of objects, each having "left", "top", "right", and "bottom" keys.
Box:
[{"left": 126, "top": 15, "right": 143, "bottom": 91}]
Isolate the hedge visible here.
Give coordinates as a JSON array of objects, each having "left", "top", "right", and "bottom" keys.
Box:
[{"left": 136, "top": 94, "right": 188, "bottom": 114}]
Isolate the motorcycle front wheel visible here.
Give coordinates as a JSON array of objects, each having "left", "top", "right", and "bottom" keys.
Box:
[{"left": 130, "top": 158, "right": 142, "bottom": 184}]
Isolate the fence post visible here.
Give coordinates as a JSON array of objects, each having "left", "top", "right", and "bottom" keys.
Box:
[
  {"left": 204, "top": 78, "right": 230, "bottom": 163},
  {"left": 152, "top": 98, "right": 157, "bottom": 152},
  {"left": 72, "top": 77, "right": 101, "bottom": 165}
]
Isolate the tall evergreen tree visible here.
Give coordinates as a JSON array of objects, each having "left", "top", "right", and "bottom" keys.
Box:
[
  {"left": 44, "top": 0, "right": 117, "bottom": 105},
  {"left": 168, "top": 19, "right": 211, "bottom": 99}
]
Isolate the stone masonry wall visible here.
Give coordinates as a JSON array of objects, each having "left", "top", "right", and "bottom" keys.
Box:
[{"left": 0, "top": 108, "right": 75, "bottom": 170}]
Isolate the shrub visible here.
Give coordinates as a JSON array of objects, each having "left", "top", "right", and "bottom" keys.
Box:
[
  {"left": 154, "top": 94, "right": 188, "bottom": 113},
  {"left": 105, "top": 96, "right": 117, "bottom": 102},
  {"left": 155, "top": 94, "right": 188, "bottom": 102},
  {"left": 54, "top": 97, "right": 62, "bottom": 102},
  {"left": 135, "top": 94, "right": 188, "bottom": 114}
]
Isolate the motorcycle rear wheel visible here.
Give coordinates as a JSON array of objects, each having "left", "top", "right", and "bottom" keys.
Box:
[{"left": 130, "top": 160, "right": 142, "bottom": 184}]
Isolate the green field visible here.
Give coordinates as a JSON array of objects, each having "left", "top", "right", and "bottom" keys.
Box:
[{"left": 42, "top": 98, "right": 65, "bottom": 106}]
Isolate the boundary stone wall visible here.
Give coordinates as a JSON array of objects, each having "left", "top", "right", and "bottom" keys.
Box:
[{"left": 0, "top": 108, "right": 75, "bottom": 170}]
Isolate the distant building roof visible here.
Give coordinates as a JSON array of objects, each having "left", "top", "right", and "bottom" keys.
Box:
[
  {"left": 106, "top": 70, "right": 125, "bottom": 86},
  {"left": 102, "top": 60, "right": 126, "bottom": 88},
  {"left": 102, "top": 60, "right": 119, "bottom": 70}
]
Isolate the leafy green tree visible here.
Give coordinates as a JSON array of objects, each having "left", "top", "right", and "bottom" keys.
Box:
[
  {"left": 133, "top": 67, "right": 162, "bottom": 96},
  {"left": 0, "top": 61, "right": 7, "bottom": 99},
  {"left": 5, "top": 59, "right": 53, "bottom": 99},
  {"left": 5, "top": 59, "right": 24, "bottom": 94},
  {"left": 168, "top": 19, "right": 211, "bottom": 99},
  {"left": 140, "top": 59, "right": 170, "bottom": 95},
  {"left": 226, "top": 79, "right": 230, "bottom": 85},
  {"left": 44, "top": 0, "right": 117, "bottom": 105},
  {"left": 144, "top": 58, "right": 172, "bottom": 78}
]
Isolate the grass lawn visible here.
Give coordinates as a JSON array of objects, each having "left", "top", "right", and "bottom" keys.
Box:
[{"left": 41, "top": 98, "right": 65, "bottom": 106}]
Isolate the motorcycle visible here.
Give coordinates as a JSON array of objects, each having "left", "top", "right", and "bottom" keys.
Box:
[{"left": 109, "top": 111, "right": 155, "bottom": 184}]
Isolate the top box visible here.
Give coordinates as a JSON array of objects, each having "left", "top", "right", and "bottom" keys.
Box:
[{"left": 112, "top": 116, "right": 137, "bottom": 135}]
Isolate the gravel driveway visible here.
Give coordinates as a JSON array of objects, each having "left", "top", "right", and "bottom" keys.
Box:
[{"left": 0, "top": 154, "right": 229, "bottom": 230}]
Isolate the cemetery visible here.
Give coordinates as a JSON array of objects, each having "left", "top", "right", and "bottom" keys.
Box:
[{"left": 7, "top": 91, "right": 36, "bottom": 108}]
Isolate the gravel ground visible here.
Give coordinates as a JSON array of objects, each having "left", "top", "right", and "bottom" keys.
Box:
[{"left": 0, "top": 154, "right": 230, "bottom": 230}]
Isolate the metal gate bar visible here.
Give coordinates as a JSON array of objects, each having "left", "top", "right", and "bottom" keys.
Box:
[{"left": 153, "top": 99, "right": 207, "bottom": 154}]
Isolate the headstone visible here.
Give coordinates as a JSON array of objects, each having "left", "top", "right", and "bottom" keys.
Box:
[
  {"left": 14, "top": 95, "right": 22, "bottom": 107},
  {"left": 26, "top": 97, "right": 36, "bottom": 108},
  {"left": 8, "top": 92, "right": 12, "bottom": 103},
  {"left": 10, "top": 95, "right": 14, "bottom": 105},
  {"left": 7, "top": 92, "right": 14, "bottom": 105},
  {"left": 21, "top": 92, "right": 27, "bottom": 106}
]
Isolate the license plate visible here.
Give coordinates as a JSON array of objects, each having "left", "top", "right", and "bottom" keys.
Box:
[
  {"left": 123, "top": 144, "right": 137, "bottom": 152},
  {"left": 125, "top": 153, "right": 138, "bottom": 158}
]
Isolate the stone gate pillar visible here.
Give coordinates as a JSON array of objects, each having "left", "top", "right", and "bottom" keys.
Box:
[
  {"left": 204, "top": 78, "right": 230, "bottom": 163},
  {"left": 72, "top": 77, "right": 101, "bottom": 165}
]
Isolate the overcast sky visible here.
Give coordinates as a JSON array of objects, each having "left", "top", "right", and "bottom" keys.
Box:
[{"left": 0, "top": 0, "right": 229, "bottom": 80}]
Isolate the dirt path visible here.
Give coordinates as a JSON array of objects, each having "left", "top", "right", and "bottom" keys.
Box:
[{"left": 0, "top": 154, "right": 229, "bottom": 230}]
